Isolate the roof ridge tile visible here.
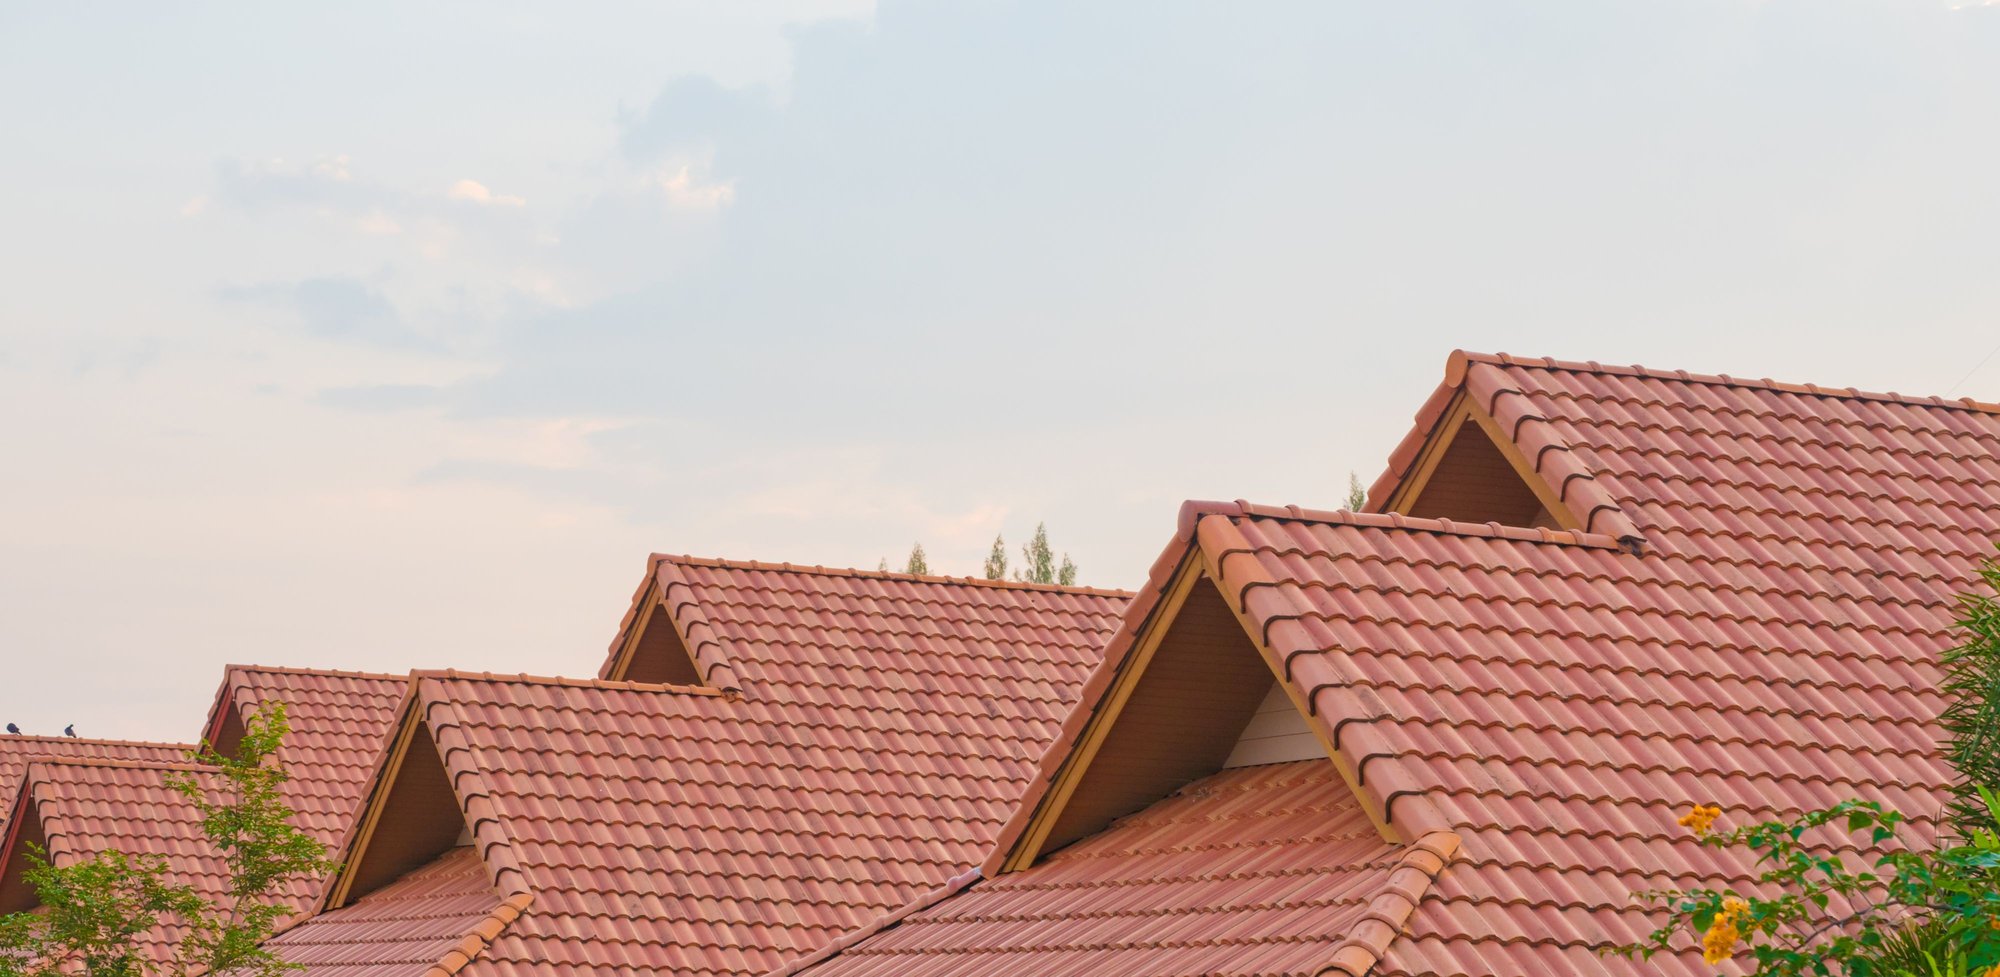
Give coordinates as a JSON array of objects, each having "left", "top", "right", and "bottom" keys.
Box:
[
  {"left": 409, "top": 669, "right": 726, "bottom": 696},
  {"left": 1316, "top": 831, "right": 1461, "bottom": 977},
  {"left": 1460, "top": 349, "right": 2000, "bottom": 414},
  {"left": 0, "top": 734, "right": 193, "bottom": 750},
  {"left": 649, "top": 552, "right": 1138, "bottom": 598},
  {"left": 224, "top": 663, "right": 412, "bottom": 682}
]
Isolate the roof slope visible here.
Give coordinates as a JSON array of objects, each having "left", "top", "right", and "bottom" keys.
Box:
[
  {"left": 310, "top": 559, "right": 1131, "bottom": 977},
  {"left": 0, "top": 735, "right": 191, "bottom": 839},
  {"left": 1198, "top": 504, "right": 1959, "bottom": 976},
  {"left": 776, "top": 761, "right": 1455, "bottom": 977},
  {"left": 203, "top": 665, "right": 410, "bottom": 847},
  {"left": 784, "top": 352, "right": 1995, "bottom": 977},
  {"left": 0, "top": 759, "right": 303, "bottom": 962},
  {"left": 268, "top": 847, "right": 521, "bottom": 977}
]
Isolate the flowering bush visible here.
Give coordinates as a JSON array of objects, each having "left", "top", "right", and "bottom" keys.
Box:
[{"left": 1620, "top": 796, "right": 2000, "bottom": 975}]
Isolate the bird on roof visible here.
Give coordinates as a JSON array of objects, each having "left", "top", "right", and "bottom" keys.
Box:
[
  {"left": 4, "top": 723, "right": 17, "bottom": 735},
  {"left": 62, "top": 725, "right": 75, "bottom": 738}
]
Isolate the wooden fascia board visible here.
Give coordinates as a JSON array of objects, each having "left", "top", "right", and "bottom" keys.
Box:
[
  {"left": 323, "top": 692, "right": 424, "bottom": 910},
  {"left": 1382, "top": 389, "right": 1471, "bottom": 516},
  {"left": 196, "top": 668, "right": 240, "bottom": 754},
  {"left": 1384, "top": 388, "right": 1585, "bottom": 533},
  {"left": 0, "top": 776, "right": 40, "bottom": 874},
  {"left": 1460, "top": 394, "right": 1586, "bottom": 532},
  {"left": 996, "top": 552, "right": 1206, "bottom": 874},
  {"left": 1194, "top": 547, "right": 1410, "bottom": 845},
  {"left": 604, "top": 578, "right": 661, "bottom": 683}
]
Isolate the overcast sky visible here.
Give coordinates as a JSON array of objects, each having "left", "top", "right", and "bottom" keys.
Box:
[{"left": 4, "top": 0, "right": 1999, "bottom": 740}]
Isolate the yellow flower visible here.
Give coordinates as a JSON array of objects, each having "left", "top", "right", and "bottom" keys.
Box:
[
  {"left": 1700, "top": 897, "right": 1750, "bottom": 965},
  {"left": 1677, "top": 803, "right": 1723, "bottom": 835}
]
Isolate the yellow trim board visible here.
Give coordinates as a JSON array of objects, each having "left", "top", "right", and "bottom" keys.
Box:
[
  {"left": 1385, "top": 391, "right": 1583, "bottom": 533},
  {"left": 1197, "top": 548, "right": 1410, "bottom": 845},
  {"left": 325, "top": 696, "right": 423, "bottom": 909},
  {"left": 1383, "top": 389, "right": 1471, "bottom": 516},
  {"left": 1460, "top": 395, "right": 1584, "bottom": 532},
  {"left": 999, "top": 553, "right": 1204, "bottom": 874},
  {"left": 604, "top": 579, "right": 660, "bottom": 682}
]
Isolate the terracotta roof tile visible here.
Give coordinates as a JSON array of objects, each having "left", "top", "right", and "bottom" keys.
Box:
[
  {"left": 786, "top": 351, "right": 1991, "bottom": 977},
  {"left": 267, "top": 848, "right": 523, "bottom": 977},
  {"left": 0, "top": 758, "right": 319, "bottom": 962},
  {"left": 0, "top": 735, "right": 190, "bottom": 840},
  {"left": 309, "top": 562, "right": 1130, "bottom": 977},
  {"left": 774, "top": 762, "right": 1452, "bottom": 977},
  {"left": 203, "top": 665, "right": 410, "bottom": 848},
  {"left": 0, "top": 667, "right": 411, "bottom": 962}
]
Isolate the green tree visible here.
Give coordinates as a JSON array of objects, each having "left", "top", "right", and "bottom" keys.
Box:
[
  {"left": 1346, "top": 472, "right": 1367, "bottom": 511},
  {"left": 1014, "top": 523, "right": 1077, "bottom": 585},
  {"left": 903, "top": 543, "right": 929, "bottom": 575},
  {"left": 983, "top": 535, "right": 1008, "bottom": 581},
  {"left": 1942, "top": 555, "right": 2000, "bottom": 835},
  {"left": 0, "top": 703, "right": 336, "bottom": 977}
]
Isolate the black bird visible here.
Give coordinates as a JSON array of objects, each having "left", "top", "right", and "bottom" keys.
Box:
[
  {"left": 62, "top": 725, "right": 76, "bottom": 738},
  {"left": 4, "top": 723, "right": 17, "bottom": 735}
]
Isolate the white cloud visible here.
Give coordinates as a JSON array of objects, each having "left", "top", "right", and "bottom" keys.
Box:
[
  {"left": 656, "top": 164, "right": 736, "bottom": 211},
  {"left": 312, "top": 154, "right": 354, "bottom": 182},
  {"left": 451, "top": 417, "right": 632, "bottom": 471},
  {"left": 352, "top": 211, "right": 403, "bottom": 235},
  {"left": 510, "top": 268, "right": 572, "bottom": 306},
  {"left": 179, "top": 195, "right": 208, "bottom": 217},
  {"left": 448, "top": 178, "right": 526, "bottom": 207}
]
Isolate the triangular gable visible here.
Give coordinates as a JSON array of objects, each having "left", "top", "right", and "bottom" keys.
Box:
[
  {"left": 323, "top": 675, "right": 522, "bottom": 909},
  {"left": 0, "top": 758, "right": 236, "bottom": 954},
  {"left": 0, "top": 735, "right": 191, "bottom": 843},
  {"left": 994, "top": 541, "right": 1324, "bottom": 869},
  {"left": 600, "top": 556, "right": 743, "bottom": 691},
  {"left": 1367, "top": 350, "right": 1646, "bottom": 550},
  {"left": 987, "top": 500, "right": 1625, "bottom": 876},
  {"left": 0, "top": 781, "right": 47, "bottom": 912}
]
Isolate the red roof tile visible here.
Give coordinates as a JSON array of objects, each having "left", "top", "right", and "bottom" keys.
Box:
[
  {"left": 0, "top": 667, "right": 409, "bottom": 961},
  {"left": 307, "top": 559, "right": 1131, "bottom": 977},
  {"left": 201, "top": 665, "right": 410, "bottom": 848},
  {"left": 785, "top": 352, "right": 1992, "bottom": 977},
  {"left": 0, "top": 758, "right": 319, "bottom": 962},
  {"left": 0, "top": 736, "right": 190, "bottom": 840},
  {"left": 267, "top": 847, "right": 524, "bottom": 977},
  {"left": 772, "top": 762, "right": 1454, "bottom": 977}
]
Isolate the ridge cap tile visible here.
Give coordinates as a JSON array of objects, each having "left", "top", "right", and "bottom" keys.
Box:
[
  {"left": 1461, "top": 349, "right": 2000, "bottom": 414},
  {"left": 649, "top": 552, "right": 1138, "bottom": 598}
]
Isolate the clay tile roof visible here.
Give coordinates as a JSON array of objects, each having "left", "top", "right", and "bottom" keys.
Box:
[
  {"left": 770, "top": 762, "right": 1456, "bottom": 977},
  {"left": 0, "top": 668, "right": 408, "bottom": 962},
  {"left": 601, "top": 553, "right": 1134, "bottom": 690},
  {"left": 289, "top": 564, "right": 1131, "bottom": 977},
  {"left": 266, "top": 848, "right": 527, "bottom": 977},
  {"left": 0, "top": 735, "right": 191, "bottom": 840},
  {"left": 202, "top": 665, "right": 410, "bottom": 849},
  {"left": 782, "top": 351, "right": 1995, "bottom": 977},
  {"left": 0, "top": 757, "right": 323, "bottom": 963}
]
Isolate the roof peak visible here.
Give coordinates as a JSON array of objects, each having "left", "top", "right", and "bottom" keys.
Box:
[
  {"left": 1178, "top": 499, "right": 1625, "bottom": 550},
  {"left": 0, "top": 734, "right": 192, "bottom": 750},
  {"left": 647, "top": 553, "right": 1137, "bottom": 598},
  {"left": 1454, "top": 349, "right": 2000, "bottom": 414},
  {"left": 226, "top": 663, "right": 411, "bottom": 682},
  {"left": 411, "top": 668, "right": 728, "bottom": 696}
]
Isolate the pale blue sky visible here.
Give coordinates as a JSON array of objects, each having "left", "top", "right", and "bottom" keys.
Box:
[{"left": 4, "top": 0, "right": 1999, "bottom": 738}]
